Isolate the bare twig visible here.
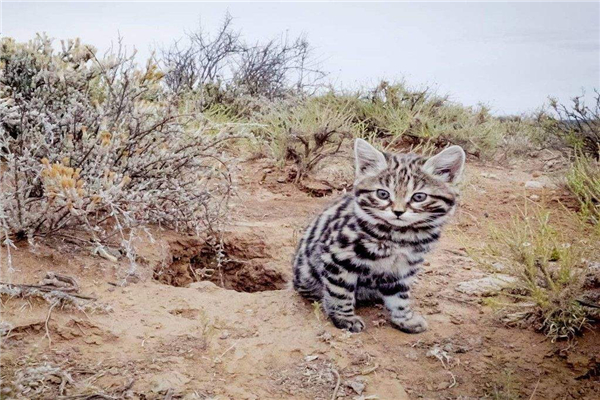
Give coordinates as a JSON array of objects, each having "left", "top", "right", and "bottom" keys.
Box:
[
  {"left": 529, "top": 378, "right": 541, "bottom": 399},
  {"left": 330, "top": 368, "right": 341, "bottom": 400},
  {"left": 44, "top": 301, "right": 59, "bottom": 347},
  {"left": 0, "top": 282, "right": 96, "bottom": 300}
]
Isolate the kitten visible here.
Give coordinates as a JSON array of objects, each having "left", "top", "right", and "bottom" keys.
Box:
[{"left": 292, "top": 139, "right": 465, "bottom": 333}]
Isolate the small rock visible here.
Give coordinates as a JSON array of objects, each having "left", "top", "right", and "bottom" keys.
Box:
[
  {"left": 525, "top": 180, "right": 544, "bottom": 189},
  {"left": 150, "top": 371, "right": 190, "bottom": 393},
  {"left": 442, "top": 343, "right": 455, "bottom": 353},
  {"left": 346, "top": 378, "right": 366, "bottom": 395},
  {"left": 545, "top": 159, "right": 558, "bottom": 169},
  {"left": 456, "top": 275, "right": 517, "bottom": 296},
  {"left": 584, "top": 262, "right": 600, "bottom": 289},
  {"left": 219, "top": 331, "right": 230, "bottom": 340},
  {"left": 0, "top": 322, "right": 13, "bottom": 337},
  {"left": 532, "top": 171, "right": 541, "bottom": 178},
  {"left": 83, "top": 335, "right": 103, "bottom": 345},
  {"left": 304, "top": 355, "right": 319, "bottom": 362},
  {"left": 481, "top": 172, "right": 499, "bottom": 179},
  {"left": 318, "top": 331, "right": 333, "bottom": 342},
  {"left": 530, "top": 194, "right": 540, "bottom": 201}
]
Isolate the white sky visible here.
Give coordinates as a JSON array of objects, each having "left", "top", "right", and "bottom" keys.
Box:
[{"left": 1, "top": 1, "right": 599, "bottom": 115}]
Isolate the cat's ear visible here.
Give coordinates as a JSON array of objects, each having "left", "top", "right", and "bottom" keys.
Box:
[
  {"left": 423, "top": 145, "right": 465, "bottom": 184},
  {"left": 354, "top": 139, "right": 387, "bottom": 178}
]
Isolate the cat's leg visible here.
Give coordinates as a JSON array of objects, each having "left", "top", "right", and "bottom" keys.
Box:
[
  {"left": 293, "top": 244, "right": 323, "bottom": 301},
  {"left": 380, "top": 280, "right": 428, "bottom": 333},
  {"left": 355, "top": 285, "right": 383, "bottom": 307},
  {"left": 321, "top": 271, "right": 364, "bottom": 332},
  {"left": 293, "top": 264, "right": 323, "bottom": 301}
]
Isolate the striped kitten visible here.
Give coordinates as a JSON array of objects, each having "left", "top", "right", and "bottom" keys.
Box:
[{"left": 293, "top": 139, "right": 465, "bottom": 333}]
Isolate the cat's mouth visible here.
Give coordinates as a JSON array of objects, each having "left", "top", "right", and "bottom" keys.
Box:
[{"left": 381, "top": 211, "right": 423, "bottom": 227}]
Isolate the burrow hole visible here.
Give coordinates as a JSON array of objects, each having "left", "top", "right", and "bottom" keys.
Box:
[{"left": 153, "top": 234, "right": 286, "bottom": 293}]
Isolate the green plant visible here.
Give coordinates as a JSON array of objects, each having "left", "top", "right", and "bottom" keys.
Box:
[
  {"left": 565, "top": 154, "right": 600, "bottom": 224},
  {"left": 483, "top": 207, "right": 596, "bottom": 341},
  {"left": 324, "top": 81, "right": 545, "bottom": 159},
  {"left": 255, "top": 96, "right": 356, "bottom": 181},
  {"left": 486, "top": 369, "right": 519, "bottom": 400}
]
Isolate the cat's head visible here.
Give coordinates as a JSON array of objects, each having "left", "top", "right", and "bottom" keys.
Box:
[{"left": 352, "top": 139, "right": 465, "bottom": 228}]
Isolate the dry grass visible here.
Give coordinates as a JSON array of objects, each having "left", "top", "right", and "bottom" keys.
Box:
[
  {"left": 480, "top": 206, "right": 598, "bottom": 342},
  {"left": 244, "top": 81, "right": 549, "bottom": 177},
  {"left": 254, "top": 96, "right": 357, "bottom": 181},
  {"left": 565, "top": 154, "right": 600, "bottom": 225},
  {"left": 0, "top": 359, "right": 135, "bottom": 399}
]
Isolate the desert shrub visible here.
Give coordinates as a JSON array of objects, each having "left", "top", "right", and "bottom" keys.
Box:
[
  {"left": 316, "top": 82, "right": 544, "bottom": 159},
  {"left": 565, "top": 155, "right": 600, "bottom": 224},
  {"left": 161, "top": 14, "right": 241, "bottom": 94},
  {"left": 483, "top": 207, "right": 597, "bottom": 341},
  {"left": 161, "top": 13, "right": 325, "bottom": 106},
  {"left": 244, "top": 82, "right": 551, "bottom": 179},
  {"left": 548, "top": 91, "right": 600, "bottom": 159},
  {"left": 255, "top": 96, "right": 357, "bottom": 181},
  {"left": 0, "top": 35, "right": 234, "bottom": 270},
  {"left": 233, "top": 35, "right": 324, "bottom": 99}
]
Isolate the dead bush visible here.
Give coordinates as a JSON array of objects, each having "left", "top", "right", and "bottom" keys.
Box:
[{"left": 548, "top": 91, "right": 600, "bottom": 159}]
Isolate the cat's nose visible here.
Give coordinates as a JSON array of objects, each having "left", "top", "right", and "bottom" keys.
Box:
[{"left": 393, "top": 210, "right": 405, "bottom": 217}]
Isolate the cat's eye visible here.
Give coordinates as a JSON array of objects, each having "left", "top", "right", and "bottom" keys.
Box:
[
  {"left": 376, "top": 189, "right": 390, "bottom": 200},
  {"left": 411, "top": 192, "right": 428, "bottom": 202}
]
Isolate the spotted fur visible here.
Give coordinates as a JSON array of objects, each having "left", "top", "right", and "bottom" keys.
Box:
[{"left": 292, "top": 139, "right": 465, "bottom": 333}]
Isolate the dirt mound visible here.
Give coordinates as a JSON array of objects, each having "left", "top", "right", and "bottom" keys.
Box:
[{"left": 153, "top": 233, "right": 286, "bottom": 292}]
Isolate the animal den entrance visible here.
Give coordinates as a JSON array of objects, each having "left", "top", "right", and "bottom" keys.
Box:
[{"left": 153, "top": 234, "right": 286, "bottom": 293}]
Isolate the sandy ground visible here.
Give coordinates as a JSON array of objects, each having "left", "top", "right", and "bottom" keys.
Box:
[{"left": 1, "top": 153, "right": 599, "bottom": 399}]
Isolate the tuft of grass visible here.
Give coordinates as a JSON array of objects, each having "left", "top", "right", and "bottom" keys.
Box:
[
  {"left": 344, "top": 81, "right": 546, "bottom": 159},
  {"left": 565, "top": 154, "right": 600, "bottom": 224},
  {"left": 255, "top": 96, "right": 356, "bottom": 181},
  {"left": 485, "top": 369, "right": 519, "bottom": 400},
  {"left": 482, "top": 206, "right": 597, "bottom": 342},
  {"left": 247, "top": 81, "right": 551, "bottom": 181}
]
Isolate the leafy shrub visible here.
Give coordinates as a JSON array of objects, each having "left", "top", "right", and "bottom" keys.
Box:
[
  {"left": 483, "top": 207, "right": 597, "bottom": 341},
  {"left": 0, "top": 35, "right": 234, "bottom": 269}
]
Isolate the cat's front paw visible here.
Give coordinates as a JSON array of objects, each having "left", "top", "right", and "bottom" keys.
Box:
[
  {"left": 331, "top": 315, "right": 365, "bottom": 333},
  {"left": 391, "top": 314, "right": 428, "bottom": 334}
]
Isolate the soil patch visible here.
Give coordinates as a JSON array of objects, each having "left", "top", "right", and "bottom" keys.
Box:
[{"left": 153, "top": 233, "right": 286, "bottom": 292}]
